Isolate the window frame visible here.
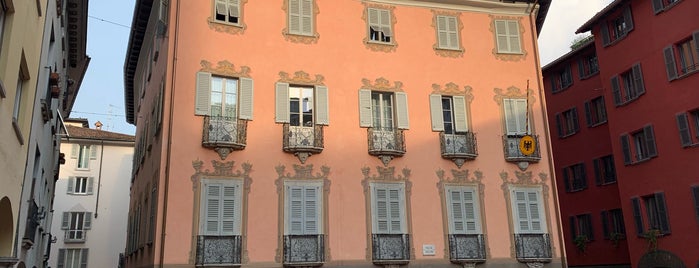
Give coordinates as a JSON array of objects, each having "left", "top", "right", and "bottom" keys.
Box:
[
  {"left": 584, "top": 96, "right": 607, "bottom": 127},
  {"left": 601, "top": 209, "right": 626, "bottom": 239},
  {"left": 494, "top": 19, "right": 522, "bottom": 54},
  {"left": 367, "top": 7, "right": 393, "bottom": 44},
  {"left": 503, "top": 98, "right": 530, "bottom": 136},
  {"left": 199, "top": 179, "right": 243, "bottom": 236},
  {"left": 652, "top": 0, "right": 682, "bottom": 14},
  {"left": 435, "top": 15, "right": 460, "bottom": 51},
  {"left": 562, "top": 163, "right": 587, "bottom": 192},
  {"left": 600, "top": 5, "right": 634, "bottom": 47},
  {"left": 429, "top": 94, "right": 469, "bottom": 134},
  {"left": 212, "top": 0, "right": 241, "bottom": 26},
  {"left": 62, "top": 212, "right": 92, "bottom": 243},
  {"left": 676, "top": 109, "right": 699, "bottom": 147},
  {"left": 57, "top": 248, "right": 89, "bottom": 268},
  {"left": 444, "top": 185, "right": 482, "bottom": 235},
  {"left": 578, "top": 54, "right": 600, "bottom": 79},
  {"left": 195, "top": 71, "right": 253, "bottom": 120},
  {"left": 287, "top": 0, "right": 314, "bottom": 36},
  {"left": 610, "top": 63, "right": 645, "bottom": 106},
  {"left": 555, "top": 107, "right": 579, "bottom": 138},
  {"left": 631, "top": 193, "right": 671, "bottom": 236},
  {"left": 569, "top": 214, "right": 594, "bottom": 241},
  {"left": 663, "top": 32, "right": 699, "bottom": 81},
  {"left": 510, "top": 186, "right": 547, "bottom": 234},
  {"left": 593, "top": 155, "right": 617, "bottom": 185},
  {"left": 370, "top": 182, "right": 407, "bottom": 235},
  {"left": 284, "top": 180, "right": 323, "bottom": 235}
]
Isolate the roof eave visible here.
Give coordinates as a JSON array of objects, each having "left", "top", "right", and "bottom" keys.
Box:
[{"left": 123, "top": 0, "right": 154, "bottom": 124}]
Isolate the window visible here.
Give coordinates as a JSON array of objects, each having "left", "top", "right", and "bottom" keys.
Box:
[
  {"left": 663, "top": 32, "right": 699, "bottom": 80},
  {"left": 593, "top": 155, "right": 616, "bottom": 185},
  {"left": 57, "top": 248, "right": 89, "bottom": 268},
  {"left": 578, "top": 54, "right": 599, "bottom": 79},
  {"left": 67, "top": 177, "right": 94, "bottom": 195},
  {"left": 287, "top": 0, "right": 313, "bottom": 36},
  {"left": 652, "top": 0, "right": 682, "bottom": 14},
  {"left": 358, "top": 90, "right": 409, "bottom": 131},
  {"left": 675, "top": 110, "right": 699, "bottom": 147},
  {"left": 367, "top": 8, "right": 392, "bottom": 43},
  {"left": 436, "top": 15, "right": 459, "bottom": 50},
  {"left": 494, "top": 19, "right": 522, "bottom": 54},
  {"left": 510, "top": 187, "right": 547, "bottom": 234},
  {"left": 213, "top": 0, "right": 240, "bottom": 25},
  {"left": 550, "top": 65, "right": 572, "bottom": 92},
  {"left": 600, "top": 6, "right": 633, "bottom": 46},
  {"left": 562, "top": 163, "right": 587, "bottom": 192},
  {"left": 149, "top": 186, "right": 157, "bottom": 243},
  {"left": 275, "top": 84, "right": 329, "bottom": 126},
  {"left": 199, "top": 179, "right": 242, "bottom": 236},
  {"left": 13, "top": 72, "right": 26, "bottom": 123},
  {"left": 61, "top": 212, "right": 92, "bottom": 242},
  {"left": 620, "top": 125, "right": 657, "bottom": 165},
  {"left": 195, "top": 72, "right": 253, "bottom": 118},
  {"left": 503, "top": 98, "right": 529, "bottom": 136},
  {"left": 631, "top": 193, "right": 670, "bottom": 236},
  {"left": 584, "top": 97, "right": 607, "bottom": 127},
  {"left": 284, "top": 182, "right": 322, "bottom": 235},
  {"left": 569, "top": 214, "right": 593, "bottom": 240},
  {"left": 445, "top": 185, "right": 481, "bottom": 234},
  {"left": 555, "top": 107, "right": 579, "bottom": 138},
  {"left": 601, "top": 209, "right": 626, "bottom": 239},
  {"left": 371, "top": 182, "right": 406, "bottom": 234},
  {"left": 70, "top": 144, "right": 96, "bottom": 170},
  {"left": 429, "top": 95, "right": 468, "bottom": 134},
  {"left": 610, "top": 63, "right": 645, "bottom": 106}
]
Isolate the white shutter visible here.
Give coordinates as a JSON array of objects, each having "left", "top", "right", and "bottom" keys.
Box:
[
  {"left": 221, "top": 184, "right": 238, "bottom": 235},
  {"left": 495, "top": 20, "right": 508, "bottom": 53},
  {"left": 67, "top": 177, "right": 75, "bottom": 194},
  {"left": 527, "top": 191, "right": 543, "bottom": 232},
  {"left": 80, "top": 248, "right": 88, "bottom": 268},
  {"left": 447, "top": 16, "right": 458, "bottom": 49},
  {"left": 304, "top": 186, "right": 319, "bottom": 234},
  {"left": 368, "top": 8, "right": 380, "bottom": 33},
  {"left": 373, "top": 187, "right": 389, "bottom": 234},
  {"left": 379, "top": 9, "right": 391, "bottom": 37},
  {"left": 228, "top": 0, "right": 240, "bottom": 18},
  {"left": 84, "top": 212, "right": 92, "bottom": 229},
  {"left": 436, "top": 16, "right": 448, "bottom": 49},
  {"left": 503, "top": 99, "right": 518, "bottom": 135},
  {"left": 57, "top": 249, "right": 65, "bottom": 268},
  {"left": 62, "top": 212, "right": 70, "bottom": 229},
  {"left": 275, "top": 82, "right": 290, "bottom": 123},
  {"left": 195, "top": 72, "right": 212, "bottom": 115},
  {"left": 203, "top": 183, "right": 222, "bottom": 235},
  {"left": 429, "top": 94, "right": 444, "bottom": 131},
  {"left": 358, "top": 89, "right": 373, "bottom": 127},
  {"left": 86, "top": 177, "right": 94, "bottom": 195},
  {"left": 453, "top": 96, "right": 468, "bottom": 132},
  {"left": 239, "top": 77, "right": 254, "bottom": 120},
  {"left": 315, "top": 85, "right": 329, "bottom": 125},
  {"left": 447, "top": 188, "right": 464, "bottom": 234},
  {"left": 507, "top": 20, "right": 521, "bottom": 53},
  {"left": 514, "top": 190, "right": 530, "bottom": 233},
  {"left": 512, "top": 188, "right": 546, "bottom": 234},
  {"left": 372, "top": 183, "right": 405, "bottom": 234},
  {"left": 395, "top": 92, "right": 409, "bottom": 129},
  {"left": 288, "top": 186, "right": 304, "bottom": 234},
  {"left": 71, "top": 144, "right": 78, "bottom": 158},
  {"left": 89, "top": 144, "right": 97, "bottom": 159},
  {"left": 388, "top": 188, "right": 403, "bottom": 233},
  {"left": 288, "top": 0, "right": 301, "bottom": 34},
  {"left": 301, "top": 0, "right": 313, "bottom": 35},
  {"left": 446, "top": 186, "right": 480, "bottom": 234}
]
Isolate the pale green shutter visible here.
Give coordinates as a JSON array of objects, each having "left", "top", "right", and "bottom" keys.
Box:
[
  {"left": 395, "top": 92, "right": 409, "bottom": 129},
  {"left": 453, "top": 96, "right": 468, "bottom": 132},
  {"left": 495, "top": 20, "right": 508, "bottom": 53},
  {"left": 275, "top": 82, "right": 290, "bottom": 123},
  {"left": 204, "top": 183, "right": 221, "bottom": 235},
  {"left": 436, "top": 16, "right": 448, "bottom": 49},
  {"left": 195, "top": 72, "right": 212, "bottom": 115},
  {"left": 527, "top": 191, "right": 543, "bottom": 232},
  {"left": 429, "top": 94, "right": 444, "bottom": 131},
  {"left": 71, "top": 144, "right": 78, "bottom": 158},
  {"left": 388, "top": 188, "right": 402, "bottom": 234},
  {"left": 239, "top": 77, "right": 254, "bottom": 120},
  {"left": 62, "top": 212, "right": 70, "bottom": 229},
  {"left": 514, "top": 190, "right": 529, "bottom": 233},
  {"left": 315, "top": 85, "right": 329, "bottom": 125},
  {"left": 447, "top": 188, "right": 464, "bottom": 234},
  {"left": 221, "top": 184, "right": 237, "bottom": 235},
  {"left": 379, "top": 9, "right": 391, "bottom": 37},
  {"left": 358, "top": 89, "right": 373, "bottom": 127},
  {"left": 288, "top": 0, "right": 300, "bottom": 34},
  {"left": 87, "top": 177, "right": 94, "bottom": 195},
  {"left": 447, "top": 16, "right": 458, "bottom": 49},
  {"left": 301, "top": 0, "right": 313, "bottom": 35},
  {"left": 289, "top": 186, "right": 304, "bottom": 234},
  {"left": 84, "top": 212, "right": 92, "bottom": 229},
  {"left": 507, "top": 20, "right": 521, "bottom": 53},
  {"left": 67, "top": 177, "right": 75, "bottom": 194},
  {"left": 80, "top": 248, "right": 89, "bottom": 268},
  {"left": 304, "top": 186, "right": 319, "bottom": 234},
  {"left": 374, "top": 188, "right": 388, "bottom": 233}
]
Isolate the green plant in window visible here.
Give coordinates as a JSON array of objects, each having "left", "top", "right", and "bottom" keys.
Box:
[
  {"left": 609, "top": 232, "right": 625, "bottom": 248},
  {"left": 573, "top": 235, "right": 589, "bottom": 253},
  {"left": 643, "top": 229, "right": 661, "bottom": 252}
]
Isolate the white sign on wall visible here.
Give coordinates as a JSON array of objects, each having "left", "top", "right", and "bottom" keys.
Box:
[{"left": 422, "top": 244, "right": 436, "bottom": 256}]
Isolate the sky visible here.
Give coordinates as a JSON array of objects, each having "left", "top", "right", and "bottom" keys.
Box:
[{"left": 71, "top": 0, "right": 614, "bottom": 135}]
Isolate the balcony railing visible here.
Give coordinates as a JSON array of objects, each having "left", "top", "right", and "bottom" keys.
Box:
[
  {"left": 440, "top": 132, "right": 478, "bottom": 159},
  {"left": 65, "top": 230, "right": 86, "bottom": 243},
  {"left": 196, "top": 235, "right": 242, "bottom": 267},
  {"left": 283, "top": 234, "right": 324, "bottom": 266},
  {"left": 503, "top": 135, "right": 541, "bottom": 162},
  {"left": 372, "top": 234, "right": 410, "bottom": 264},
  {"left": 202, "top": 116, "right": 247, "bottom": 150},
  {"left": 514, "top": 233, "right": 552, "bottom": 262},
  {"left": 283, "top": 125, "right": 324, "bottom": 154},
  {"left": 23, "top": 199, "right": 39, "bottom": 245},
  {"left": 448, "top": 234, "right": 486, "bottom": 262},
  {"left": 368, "top": 128, "right": 405, "bottom": 156}
]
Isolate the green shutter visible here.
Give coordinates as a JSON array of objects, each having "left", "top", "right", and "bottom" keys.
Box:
[
  {"left": 395, "top": 92, "right": 409, "bottom": 130},
  {"left": 275, "top": 82, "right": 290, "bottom": 123},
  {"left": 429, "top": 94, "right": 444, "bottom": 131},
  {"left": 195, "top": 72, "right": 212, "bottom": 115},
  {"left": 315, "top": 85, "right": 329, "bottom": 125},
  {"left": 453, "top": 96, "right": 468, "bottom": 132},
  {"left": 601, "top": 211, "right": 610, "bottom": 239},
  {"left": 87, "top": 177, "right": 94, "bottom": 195},
  {"left": 358, "top": 89, "right": 373, "bottom": 127},
  {"left": 238, "top": 77, "right": 254, "bottom": 120},
  {"left": 584, "top": 101, "right": 592, "bottom": 126}
]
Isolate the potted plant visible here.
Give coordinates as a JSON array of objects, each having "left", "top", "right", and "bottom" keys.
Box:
[
  {"left": 573, "top": 235, "right": 589, "bottom": 253},
  {"left": 643, "top": 229, "right": 661, "bottom": 252},
  {"left": 609, "top": 232, "right": 625, "bottom": 247}
]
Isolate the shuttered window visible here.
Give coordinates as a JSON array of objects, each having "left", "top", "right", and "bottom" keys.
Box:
[
  {"left": 72, "top": 144, "right": 96, "bottom": 169},
  {"left": 494, "top": 20, "right": 521, "bottom": 54},
  {"left": 62, "top": 212, "right": 92, "bottom": 241},
  {"left": 67, "top": 177, "right": 94, "bottom": 195},
  {"left": 692, "top": 186, "right": 699, "bottom": 223},
  {"left": 620, "top": 125, "right": 658, "bottom": 165},
  {"left": 664, "top": 32, "right": 699, "bottom": 81},
  {"left": 436, "top": 15, "right": 459, "bottom": 50},
  {"left": 503, "top": 98, "right": 528, "bottom": 136},
  {"left": 214, "top": 0, "right": 240, "bottom": 24},
  {"left": 652, "top": 0, "right": 682, "bottom": 14},
  {"left": 275, "top": 83, "right": 329, "bottom": 126},
  {"left": 569, "top": 214, "right": 594, "bottom": 240},
  {"left": 195, "top": 72, "right": 253, "bottom": 120},
  {"left": 610, "top": 63, "right": 645, "bottom": 106},
  {"left": 445, "top": 185, "right": 481, "bottom": 234},
  {"left": 371, "top": 183, "right": 406, "bottom": 234},
  {"left": 200, "top": 179, "right": 242, "bottom": 236},
  {"left": 358, "top": 90, "right": 409, "bottom": 130},
  {"left": 429, "top": 94, "right": 468, "bottom": 133},
  {"left": 555, "top": 107, "right": 579, "bottom": 138},
  {"left": 288, "top": 0, "right": 313, "bottom": 36},
  {"left": 57, "top": 248, "right": 89, "bottom": 268},
  {"left": 601, "top": 208, "right": 625, "bottom": 239},
  {"left": 562, "top": 163, "right": 587, "bottom": 192},
  {"left": 367, "top": 8, "right": 392, "bottom": 43},
  {"left": 584, "top": 97, "right": 607, "bottom": 127},
  {"left": 511, "top": 187, "right": 546, "bottom": 234},
  {"left": 593, "top": 155, "right": 616, "bottom": 185},
  {"left": 285, "top": 182, "right": 322, "bottom": 235}
]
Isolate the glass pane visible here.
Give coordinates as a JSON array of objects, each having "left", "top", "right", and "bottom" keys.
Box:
[
  {"left": 303, "top": 114, "right": 313, "bottom": 127},
  {"left": 301, "top": 87, "right": 313, "bottom": 113}
]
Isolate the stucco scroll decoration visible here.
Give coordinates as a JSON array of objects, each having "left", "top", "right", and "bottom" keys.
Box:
[
  {"left": 190, "top": 159, "right": 253, "bottom": 192},
  {"left": 281, "top": 0, "right": 320, "bottom": 44},
  {"left": 361, "top": 77, "right": 403, "bottom": 92},
  {"left": 200, "top": 60, "right": 251, "bottom": 78},
  {"left": 361, "top": 2, "right": 398, "bottom": 53},
  {"left": 278, "top": 71, "right": 325, "bottom": 86},
  {"left": 207, "top": 0, "right": 248, "bottom": 35},
  {"left": 430, "top": 9, "right": 465, "bottom": 58},
  {"left": 489, "top": 15, "right": 528, "bottom": 62},
  {"left": 432, "top": 83, "right": 474, "bottom": 101},
  {"left": 492, "top": 86, "right": 536, "bottom": 106}
]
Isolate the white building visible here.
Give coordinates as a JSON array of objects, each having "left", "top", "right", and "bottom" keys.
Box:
[{"left": 49, "top": 119, "right": 133, "bottom": 268}]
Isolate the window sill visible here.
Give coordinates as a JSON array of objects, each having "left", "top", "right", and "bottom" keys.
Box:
[
  {"left": 12, "top": 118, "right": 24, "bottom": 145},
  {"left": 435, "top": 47, "right": 463, "bottom": 52},
  {"left": 599, "top": 180, "right": 617, "bottom": 186},
  {"left": 588, "top": 120, "right": 608, "bottom": 128},
  {"left": 64, "top": 239, "right": 86, "bottom": 244},
  {"left": 367, "top": 40, "right": 395, "bottom": 46},
  {"left": 673, "top": 67, "right": 699, "bottom": 82},
  {"left": 75, "top": 168, "right": 90, "bottom": 171},
  {"left": 614, "top": 93, "right": 644, "bottom": 107},
  {"left": 680, "top": 142, "right": 699, "bottom": 149},
  {"left": 559, "top": 131, "right": 578, "bottom": 139},
  {"left": 210, "top": 20, "right": 242, "bottom": 28},
  {"left": 552, "top": 84, "right": 573, "bottom": 94},
  {"left": 580, "top": 71, "right": 600, "bottom": 80},
  {"left": 68, "top": 193, "right": 89, "bottom": 196},
  {"left": 496, "top": 51, "right": 524, "bottom": 55},
  {"left": 603, "top": 33, "right": 630, "bottom": 48},
  {"left": 625, "top": 155, "right": 656, "bottom": 166}
]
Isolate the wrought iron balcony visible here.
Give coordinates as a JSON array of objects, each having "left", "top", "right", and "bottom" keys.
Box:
[
  {"left": 372, "top": 234, "right": 410, "bottom": 264},
  {"left": 514, "top": 233, "right": 552, "bottom": 262},
  {"left": 202, "top": 116, "right": 247, "bottom": 150},
  {"left": 65, "top": 230, "right": 86, "bottom": 243},
  {"left": 448, "top": 234, "right": 486, "bottom": 263},
  {"left": 283, "top": 234, "right": 324, "bottom": 266},
  {"left": 22, "top": 199, "right": 39, "bottom": 246},
  {"left": 368, "top": 128, "right": 405, "bottom": 156},
  {"left": 283, "top": 125, "right": 324, "bottom": 154},
  {"left": 503, "top": 135, "right": 541, "bottom": 162},
  {"left": 196, "top": 235, "right": 242, "bottom": 267},
  {"left": 440, "top": 132, "right": 478, "bottom": 159}
]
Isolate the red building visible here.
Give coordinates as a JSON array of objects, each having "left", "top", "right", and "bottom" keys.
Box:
[{"left": 543, "top": 0, "right": 699, "bottom": 267}]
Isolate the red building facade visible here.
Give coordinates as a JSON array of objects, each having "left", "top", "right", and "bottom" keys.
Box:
[{"left": 544, "top": 0, "right": 699, "bottom": 267}]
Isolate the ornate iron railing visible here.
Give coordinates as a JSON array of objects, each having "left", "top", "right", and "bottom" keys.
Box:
[
  {"left": 367, "top": 128, "right": 405, "bottom": 156},
  {"left": 202, "top": 116, "right": 247, "bottom": 150},
  {"left": 65, "top": 230, "right": 86, "bottom": 242},
  {"left": 503, "top": 135, "right": 541, "bottom": 162},
  {"left": 448, "top": 234, "right": 486, "bottom": 262},
  {"left": 283, "top": 234, "right": 324, "bottom": 265},
  {"left": 440, "top": 132, "right": 478, "bottom": 159},
  {"left": 372, "top": 234, "right": 410, "bottom": 263},
  {"left": 23, "top": 199, "right": 39, "bottom": 244},
  {"left": 195, "top": 235, "right": 242, "bottom": 266},
  {"left": 283, "top": 125, "right": 324, "bottom": 153},
  {"left": 514, "top": 233, "right": 552, "bottom": 262}
]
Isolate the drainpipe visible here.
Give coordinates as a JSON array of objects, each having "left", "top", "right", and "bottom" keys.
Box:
[{"left": 94, "top": 140, "right": 105, "bottom": 218}]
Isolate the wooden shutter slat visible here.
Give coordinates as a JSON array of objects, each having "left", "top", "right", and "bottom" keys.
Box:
[
  {"left": 447, "top": 16, "right": 458, "bottom": 49},
  {"left": 655, "top": 192, "right": 671, "bottom": 234},
  {"left": 275, "top": 83, "right": 290, "bottom": 123},
  {"left": 664, "top": 46, "right": 678, "bottom": 81},
  {"left": 228, "top": 0, "right": 240, "bottom": 18},
  {"left": 87, "top": 177, "right": 94, "bottom": 195},
  {"left": 57, "top": 249, "right": 65, "bottom": 268},
  {"left": 238, "top": 78, "right": 253, "bottom": 120},
  {"left": 692, "top": 186, "right": 699, "bottom": 222},
  {"left": 358, "top": 89, "right": 373, "bottom": 127},
  {"left": 288, "top": 0, "right": 301, "bottom": 34},
  {"left": 62, "top": 212, "right": 70, "bottom": 229},
  {"left": 507, "top": 20, "right": 521, "bottom": 53},
  {"left": 315, "top": 85, "right": 329, "bottom": 125},
  {"left": 611, "top": 76, "right": 622, "bottom": 105},
  {"left": 429, "top": 94, "right": 444, "bottom": 131},
  {"left": 562, "top": 168, "right": 571, "bottom": 192},
  {"left": 395, "top": 92, "right": 409, "bottom": 130},
  {"left": 555, "top": 113, "right": 563, "bottom": 138},
  {"left": 67, "top": 177, "right": 75, "bottom": 194},
  {"left": 572, "top": 107, "right": 580, "bottom": 133},
  {"left": 593, "top": 159, "right": 602, "bottom": 185},
  {"left": 631, "top": 197, "right": 644, "bottom": 236},
  {"left": 84, "top": 212, "right": 92, "bottom": 229},
  {"left": 221, "top": 185, "right": 237, "bottom": 235},
  {"left": 205, "top": 184, "right": 222, "bottom": 235},
  {"left": 644, "top": 125, "right": 657, "bottom": 157},
  {"left": 621, "top": 134, "right": 632, "bottom": 164},
  {"left": 80, "top": 249, "right": 89, "bottom": 268},
  {"left": 504, "top": 99, "right": 518, "bottom": 135},
  {"left": 449, "top": 189, "right": 464, "bottom": 233},
  {"left": 676, "top": 113, "right": 692, "bottom": 147},
  {"left": 374, "top": 187, "right": 388, "bottom": 233},
  {"left": 437, "top": 16, "right": 448, "bottom": 49},
  {"left": 379, "top": 9, "right": 391, "bottom": 37},
  {"left": 71, "top": 144, "right": 78, "bottom": 158},
  {"left": 301, "top": 0, "right": 313, "bottom": 35},
  {"left": 495, "top": 20, "right": 508, "bottom": 53},
  {"left": 195, "top": 72, "right": 212, "bottom": 115},
  {"left": 586, "top": 214, "right": 594, "bottom": 240},
  {"left": 453, "top": 96, "right": 468, "bottom": 132},
  {"left": 632, "top": 63, "right": 645, "bottom": 95},
  {"left": 694, "top": 31, "right": 699, "bottom": 63}
]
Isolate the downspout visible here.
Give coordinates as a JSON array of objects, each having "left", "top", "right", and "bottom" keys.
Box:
[
  {"left": 527, "top": 3, "right": 568, "bottom": 267},
  {"left": 94, "top": 140, "right": 105, "bottom": 218},
  {"left": 159, "top": 0, "right": 180, "bottom": 265}
]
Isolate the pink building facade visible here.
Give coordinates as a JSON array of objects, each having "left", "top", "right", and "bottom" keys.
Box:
[{"left": 123, "top": 1, "right": 564, "bottom": 267}]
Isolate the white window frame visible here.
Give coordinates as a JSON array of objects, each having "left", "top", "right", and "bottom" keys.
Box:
[
  {"left": 436, "top": 15, "right": 459, "bottom": 50},
  {"left": 195, "top": 72, "right": 253, "bottom": 120},
  {"left": 494, "top": 19, "right": 522, "bottom": 54},
  {"left": 213, "top": 0, "right": 241, "bottom": 25},
  {"left": 210, "top": 76, "right": 239, "bottom": 119},
  {"left": 287, "top": 0, "right": 313, "bottom": 36},
  {"left": 509, "top": 186, "right": 547, "bottom": 234},
  {"left": 429, "top": 94, "right": 468, "bottom": 133},
  {"left": 275, "top": 83, "right": 329, "bottom": 126},
  {"left": 284, "top": 180, "right": 322, "bottom": 235},
  {"left": 445, "top": 185, "right": 482, "bottom": 235},
  {"left": 62, "top": 212, "right": 91, "bottom": 242},
  {"left": 67, "top": 176, "right": 93, "bottom": 195},
  {"left": 503, "top": 98, "right": 529, "bottom": 136},
  {"left": 367, "top": 8, "right": 392, "bottom": 43},
  {"left": 370, "top": 182, "right": 407, "bottom": 234},
  {"left": 199, "top": 178, "right": 243, "bottom": 236},
  {"left": 57, "top": 248, "right": 89, "bottom": 268}
]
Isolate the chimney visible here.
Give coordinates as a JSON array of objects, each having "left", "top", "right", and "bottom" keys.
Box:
[{"left": 95, "top": 121, "right": 103, "bottom": 130}]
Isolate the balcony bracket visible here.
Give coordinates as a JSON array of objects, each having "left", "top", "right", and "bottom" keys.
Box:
[
  {"left": 517, "top": 162, "right": 529, "bottom": 171},
  {"left": 460, "top": 263, "right": 477, "bottom": 268},
  {"left": 295, "top": 152, "right": 312, "bottom": 164},
  {"left": 214, "top": 147, "right": 232, "bottom": 160},
  {"left": 452, "top": 158, "right": 466, "bottom": 169},
  {"left": 378, "top": 155, "right": 393, "bottom": 167},
  {"left": 526, "top": 262, "right": 545, "bottom": 268}
]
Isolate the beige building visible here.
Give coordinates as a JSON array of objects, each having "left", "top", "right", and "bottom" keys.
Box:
[{"left": 0, "top": 0, "right": 89, "bottom": 267}]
